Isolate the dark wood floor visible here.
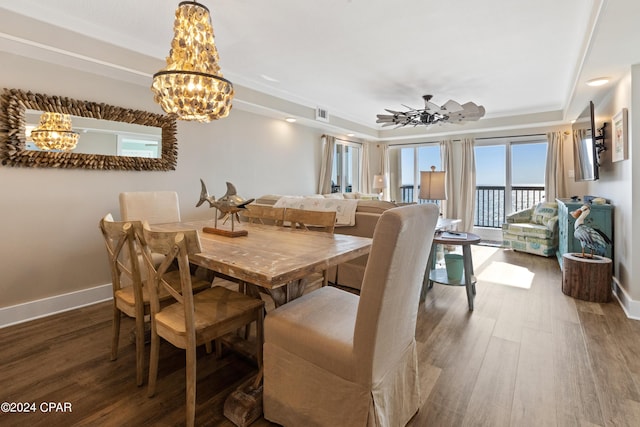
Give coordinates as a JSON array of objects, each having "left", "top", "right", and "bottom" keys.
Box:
[{"left": 2, "top": 246, "right": 640, "bottom": 426}]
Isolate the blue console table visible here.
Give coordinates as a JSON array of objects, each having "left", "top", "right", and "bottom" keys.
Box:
[{"left": 556, "top": 198, "right": 613, "bottom": 268}]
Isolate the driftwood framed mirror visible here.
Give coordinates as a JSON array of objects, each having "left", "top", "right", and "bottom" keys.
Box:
[{"left": 0, "top": 88, "right": 177, "bottom": 170}]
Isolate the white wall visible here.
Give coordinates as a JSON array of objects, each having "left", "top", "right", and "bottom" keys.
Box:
[
  {"left": 0, "top": 52, "right": 323, "bottom": 309},
  {"left": 587, "top": 72, "right": 635, "bottom": 300}
]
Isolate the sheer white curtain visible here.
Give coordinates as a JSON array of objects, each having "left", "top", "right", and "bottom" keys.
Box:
[
  {"left": 381, "top": 144, "right": 390, "bottom": 201},
  {"left": 441, "top": 140, "right": 452, "bottom": 217},
  {"left": 442, "top": 138, "right": 476, "bottom": 231},
  {"left": 360, "top": 142, "right": 371, "bottom": 194},
  {"left": 545, "top": 131, "right": 566, "bottom": 201},
  {"left": 318, "top": 135, "right": 335, "bottom": 194}
]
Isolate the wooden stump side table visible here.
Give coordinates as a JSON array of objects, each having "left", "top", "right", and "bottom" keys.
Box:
[
  {"left": 422, "top": 232, "right": 481, "bottom": 310},
  {"left": 561, "top": 253, "right": 612, "bottom": 302}
]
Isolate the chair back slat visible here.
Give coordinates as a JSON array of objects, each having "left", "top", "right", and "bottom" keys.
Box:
[
  {"left": 243, "top": 204, "right": 285, "bottom": 226},
  {"left": 141, "top": 223, "right": 202, "bottom": 325},
  {"left": 283, "top": 208, "right": 336, "bottom": 233},
  {"left": 99, "top": 214, "right": 143, "bottom": 299}
]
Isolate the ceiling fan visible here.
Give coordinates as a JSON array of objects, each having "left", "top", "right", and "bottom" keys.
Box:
[{"left": 376, "top": 95, "right": 485, "bottom": 127}]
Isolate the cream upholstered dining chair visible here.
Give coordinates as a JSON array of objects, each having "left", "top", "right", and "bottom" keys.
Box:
[
  {"left": 119, "top": 191, "right": 181, "bottom": 224},
  {"left": 99, "top": 214, "right": 211, "bottom": 386},
  {"left": 119, "top": 190, "right": 184, "bottom": 273},
  {"left": 141, "top": 222, "right": 265, "bottom": 427},
  {"left": 263, "top": 204, "right": 439, "bottom": 427},
  {"left": 283, "top": 208, "right": 337, "bottom": 287}
]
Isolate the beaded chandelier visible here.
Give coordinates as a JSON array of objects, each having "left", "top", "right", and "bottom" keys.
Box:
[
  {"left": 30, "top": 112, "right": 79, "bottom": 151},
  {"left": 151, "top": 1, "right": 234, "bottom": 122}
]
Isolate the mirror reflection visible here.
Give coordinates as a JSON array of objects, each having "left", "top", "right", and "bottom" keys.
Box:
[
  {"left": 1, "top": 88, "right": 177, "bottom": 170},
  {"left": 25, "top": 109, "right": 162, "bottom": 158}
]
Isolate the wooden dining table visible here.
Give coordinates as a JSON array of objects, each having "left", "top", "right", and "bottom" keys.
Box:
[{"left": 152, "top": 219, "right": 372, "bottom": 306}]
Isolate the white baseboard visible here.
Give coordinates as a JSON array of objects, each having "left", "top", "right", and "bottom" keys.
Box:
[
  {"left": 2, "top": 277, "right": 637, "bottom": 328},
  {"left": 612, "top": 277, "right": 640, "bottom": 320},
  {"left": 0, "top": 284, "right": 113, "bottom": 329}
]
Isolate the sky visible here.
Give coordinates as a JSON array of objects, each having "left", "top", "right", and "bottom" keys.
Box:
[{"left": 400, "top": 142, "right": 547, "bottom": 187}]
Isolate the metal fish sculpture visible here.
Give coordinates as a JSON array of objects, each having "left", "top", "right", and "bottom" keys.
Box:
[
  {"left": 197, "top": 179, "right": 254, "bottom": 230},
  {"left": 570, "top": 204, "right": 612, "bottom": 258}
]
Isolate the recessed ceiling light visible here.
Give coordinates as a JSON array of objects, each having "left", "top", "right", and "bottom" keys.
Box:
[
  {"left": 587, "top": 77, "right": 609, "bottom": 87},
  {"left": 285, "top": 117, "right": 296, "bottom": 123},
  {"left": 347, "top": 133, "right": 355, "bottom": 137}
]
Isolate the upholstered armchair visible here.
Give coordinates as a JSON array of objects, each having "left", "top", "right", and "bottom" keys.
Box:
[{"left": 502, "top": 201, "right": 559, "bottom": 256}]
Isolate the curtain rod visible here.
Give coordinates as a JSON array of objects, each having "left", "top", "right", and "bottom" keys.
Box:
[
  {"left": 388, "top": 132, "right": 548, "bottom": 146},
  {"left": 322, "top": 134, "right": 362, "bottom": 145}
]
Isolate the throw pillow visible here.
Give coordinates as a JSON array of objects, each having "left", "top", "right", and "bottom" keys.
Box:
[
  {"left": 531, "top": 202, "right": 558, "bottom": 227},
  {"left": 323, "top": 193, "right": 344, "bottom": 199}
]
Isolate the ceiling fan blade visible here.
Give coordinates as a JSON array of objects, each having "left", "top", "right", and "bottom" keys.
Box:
[
  {"left": 442, "top": 99, "right": 464, "bottom": 113},
  {"left": 384, "top": 109, "right": 403, "bottom": 115},
  {"left": 400, "top": 104, "right": 419, "bottom": 111},
  {"left": 460, "top": 102, "right": 480, "bottom": 114},
  {"left": 425, "top": 101, "right": 441, "bottom": 112}
]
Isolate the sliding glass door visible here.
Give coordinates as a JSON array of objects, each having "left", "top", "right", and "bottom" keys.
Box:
[
  {"left": 474, "top": 138, "right": 547, "bottom": 228},
  {"left": 394, "top": 144, "right": 441, "bottom": 203},
  {"left": 331, "top": 142, "right": 361, "bottom": 193}
]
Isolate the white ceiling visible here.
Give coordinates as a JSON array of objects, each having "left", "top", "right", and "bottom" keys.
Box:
[{"left": 1, "top": 0, "right": 639, "bottom": 140}]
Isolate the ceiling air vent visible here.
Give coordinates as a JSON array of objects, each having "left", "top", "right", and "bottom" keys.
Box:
[{"left": 315, "top": 107, "right": 329, "bottom": 122}]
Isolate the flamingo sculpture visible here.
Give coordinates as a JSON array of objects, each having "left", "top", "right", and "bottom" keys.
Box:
[{"left": 570, "top": 204, "right": 612, "bottom": 258}]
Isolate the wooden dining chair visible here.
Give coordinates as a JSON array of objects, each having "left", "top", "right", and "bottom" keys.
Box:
[
  {"left": 283, "top": 207, "right": 336, "bottom": 234},
  {"left": 141, "top": 222, "right": 264, "bottom": 427},
  {"left": 242, "top": 204, "right": 285, "bottom": 226},
  {"left": 263, "top": 204, "right": 439, "bottom": 427},
  {"left": 99, "top": 214, "right": 211, "bottom": 386},
  {"left": 283, "top": 208, "right": 337, "bottom": 287}
]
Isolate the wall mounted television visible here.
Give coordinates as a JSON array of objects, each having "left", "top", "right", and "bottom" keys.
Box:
[{"left": 572, "top": 101, "right": 605, "bottom": 181}]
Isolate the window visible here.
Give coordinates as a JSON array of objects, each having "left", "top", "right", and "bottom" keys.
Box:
[
  {"left": 117, "top": 134, "right": 161, "bottom": 158},
  {"left": 474, "top": 138, "right": 547, "bottom": 228},
  {"left": 331, "top": 141, "right": 361, "bottom": 193},
  {"left": 393, "top": 144, "right": 441, "bottom": 203}
]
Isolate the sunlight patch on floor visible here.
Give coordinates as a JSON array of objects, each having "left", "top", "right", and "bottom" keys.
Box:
[
  {"left": 470, "top": 245, "right": 501, "bottom": 267},
  {"left": 476, "top": 261, "right": 534, "bottom": 289}
]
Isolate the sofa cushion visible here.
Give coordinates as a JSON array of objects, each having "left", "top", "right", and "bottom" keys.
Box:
[
  {"left": 531, "top": 202, "right": 558, "bottom": 227},
  {"left": 502, "top": 232, "right": 557, "bottom": 256},
  {"left": 323, "top": 193, "right": 344, "bottom": 199},
  {"left": 354, "top": 192, "right": 380, "bottom": 200},
  {"left": 255, "top": 194, "right": 283, "bottom": 206},
  {"left": 502, "top": 222, "right": 554, "bottom": 239},
  {"left": 274, "top": 196, "right": 358, "bottom": 226},
  {"left": 355, "top": 200, "right": 397, "bottom": 214}
]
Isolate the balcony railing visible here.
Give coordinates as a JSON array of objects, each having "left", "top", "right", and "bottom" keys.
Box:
[
  {"left": 399, "top": 184, "right": 545, "bottom": 228},
  {"left": 331, "top": 184, "right": 352, "bottom": 193}
]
